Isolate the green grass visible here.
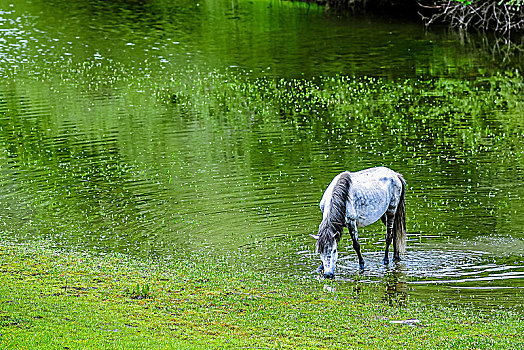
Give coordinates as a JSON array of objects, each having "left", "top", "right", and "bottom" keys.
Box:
[{"left": 0, "top": 242, "right": 522, "bottom": 349}]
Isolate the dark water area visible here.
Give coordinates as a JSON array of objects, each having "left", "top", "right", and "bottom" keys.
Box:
[
  {"left": 0, "top": 0, "right": 523, "bottom": 310},
  {"left": 1, "top": 0, "right": 522, "bottom": 78}
]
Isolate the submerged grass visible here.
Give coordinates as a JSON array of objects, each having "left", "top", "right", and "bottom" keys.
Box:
[{"left": 0, "top": 242, "right": 522, "bottom": 349}]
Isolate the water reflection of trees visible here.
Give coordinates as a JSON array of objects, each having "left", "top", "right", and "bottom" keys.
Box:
[{"left": 447, "top": 30, "right": 524, "bottom": 68}]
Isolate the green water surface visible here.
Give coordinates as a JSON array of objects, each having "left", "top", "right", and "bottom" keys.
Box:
[{"left": 0, "top": 0, "right": 523, "bottom": 309}]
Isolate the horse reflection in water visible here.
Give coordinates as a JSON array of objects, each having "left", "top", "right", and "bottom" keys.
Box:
[
  {"left": 383, "top": 266, "right": 408, "bottom": 307},
  {"left": 311, "top": 167, "right": 407, "bottom": 279}
]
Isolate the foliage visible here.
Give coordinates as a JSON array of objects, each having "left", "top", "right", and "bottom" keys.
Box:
[
  {"left": 421, "top": 0, "right": 524, "bottom": 32},
  {"left": 303, "top": 0, "right": 524, "bottom": 32},
  {"left": 455, "top": 0, "right": 523, "bottom": 6}
]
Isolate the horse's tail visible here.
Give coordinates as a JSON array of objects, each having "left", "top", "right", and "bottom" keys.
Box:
[{"left": 394, "top": 173, "right": 407, "bottom": 254}]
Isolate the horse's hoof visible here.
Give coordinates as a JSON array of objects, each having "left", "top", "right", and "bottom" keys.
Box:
[
  {"left": 393, "top": 256, "right": 401, "bottom": 263},
  {"left": 383, "top": 258, "right": 389, "bottom": 265},
  {"left": 359, "top": 262, "right": 365, "bottom": 270}
]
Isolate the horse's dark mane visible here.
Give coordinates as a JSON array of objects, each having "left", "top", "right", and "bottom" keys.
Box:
[{"left": 316, "top": 172, "right": 352, "bottom": 253}]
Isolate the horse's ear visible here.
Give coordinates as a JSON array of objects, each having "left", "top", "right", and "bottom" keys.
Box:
[{"left": 309, "top": 234, "right": 319, "bottom": 240}]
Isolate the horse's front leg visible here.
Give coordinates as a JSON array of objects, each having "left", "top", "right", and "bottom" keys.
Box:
[
  {"left": 383, "top": 212, "right": 395, "bottom": 265},
  {"left": 348, "top": 221, "right": 365, "bottom": 270}
]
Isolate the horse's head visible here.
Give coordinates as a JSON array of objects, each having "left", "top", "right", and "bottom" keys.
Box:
[{"left": 311, "top": 220, "right": 341, "bottom": 279}]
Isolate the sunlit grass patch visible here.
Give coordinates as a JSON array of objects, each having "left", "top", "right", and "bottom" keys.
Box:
[{"left": 0, "top": 242, "right": 522, "bottom": 349}]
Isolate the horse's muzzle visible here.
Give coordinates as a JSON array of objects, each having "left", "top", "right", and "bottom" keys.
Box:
[{"left": 324, "top": 271, "right": 334, "bottom": 279}]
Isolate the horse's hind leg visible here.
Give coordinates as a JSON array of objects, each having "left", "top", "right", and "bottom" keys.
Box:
[
  {"left": 348, "top": 221, "right": 365, "bottom": 270},
  {"left": 392, "top": 232, "right": 401, "bottom": 263},
  {"left": 383, "top": 212, "right": 395, "bottom": 265}
]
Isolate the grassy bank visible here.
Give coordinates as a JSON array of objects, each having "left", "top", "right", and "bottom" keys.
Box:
[{"left": 1, "top": 242, "right": 523, "bottom": 349}]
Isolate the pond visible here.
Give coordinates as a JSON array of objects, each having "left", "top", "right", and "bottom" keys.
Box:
[{"left": 0, "top": 0, "right": 523, "bottom": 310}]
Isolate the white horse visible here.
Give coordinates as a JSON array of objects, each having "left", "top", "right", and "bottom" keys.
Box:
[{"left": 311, "top": 167, "right": 406, "bottom": 279}]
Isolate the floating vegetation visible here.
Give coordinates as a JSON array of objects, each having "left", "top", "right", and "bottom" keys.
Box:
[{"left": 154, "top": 69, "right": 524, "bottom": 152}]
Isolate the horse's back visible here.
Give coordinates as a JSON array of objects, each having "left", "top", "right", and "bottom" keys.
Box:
[
  {"left": 346, "top": 167, "right": 403, "bottom": 227},
  {"left": 350, "top": 166, "right": 398, "bottom": 180},
  {"left": 350, "top": 167, "right": 402, "bottom": 191}
]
